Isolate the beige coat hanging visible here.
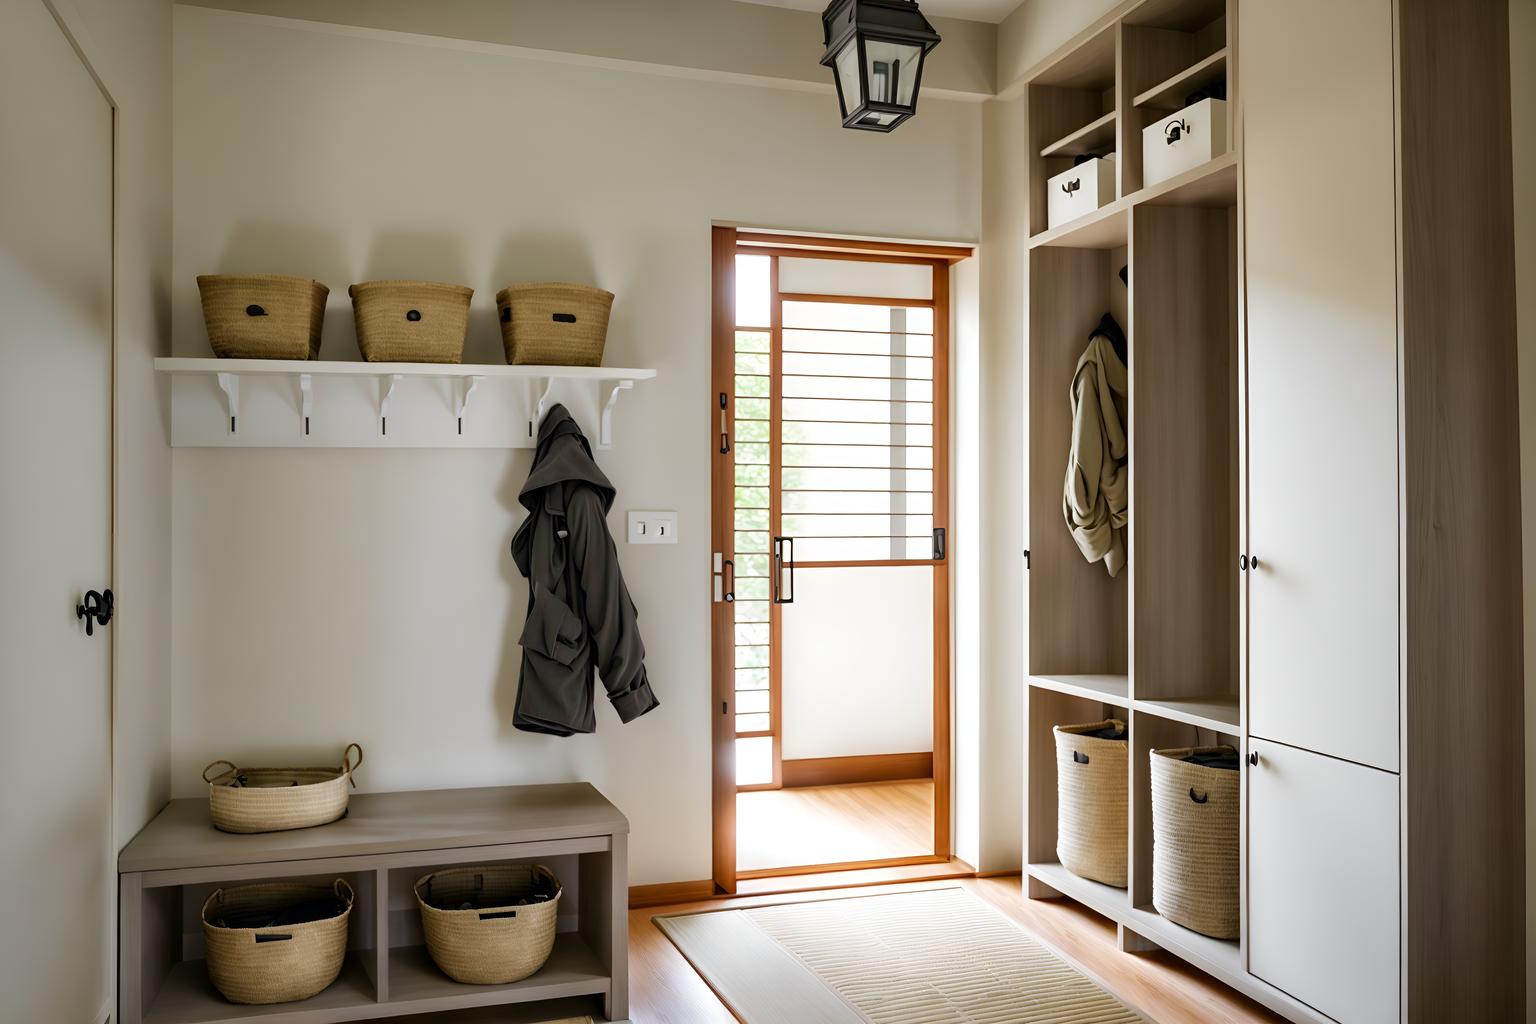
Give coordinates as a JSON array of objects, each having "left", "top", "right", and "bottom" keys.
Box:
[{"left": 1063, "top": 333, "right": 1128, "bottom": 576}]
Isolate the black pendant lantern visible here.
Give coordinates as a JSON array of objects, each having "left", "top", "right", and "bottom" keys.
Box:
[{"left": 820, "top": 0, "right": 941, "bottom": 133}]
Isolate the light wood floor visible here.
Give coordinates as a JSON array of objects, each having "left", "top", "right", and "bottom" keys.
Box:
[
  {"left": 631, "top": 877, "right": 1290, "bottom": 1024},
  {"left": 736, "top": 780, "right": 933, "bottom": 873}
]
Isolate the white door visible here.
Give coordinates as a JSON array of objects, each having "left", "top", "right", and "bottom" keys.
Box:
[
  {"left": 1248, "top": 741, "right": 1399, "bottom": 1024},
  {"left": 1241, "top": 0, "right": 1400, "bottom": 773},
  {"left": 0, "top": 2, "right": 116, "bottom": 1020}
]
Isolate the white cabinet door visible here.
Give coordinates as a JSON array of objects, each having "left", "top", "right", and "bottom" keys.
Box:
[
  {"left": 0, "top": 3, "right": 114, "bottom": 1021},
  {"left": 1249, "top": 741, "right": 1399, "bottom": 1024},
  {"left": 1241, "top": 0, "right": 1400, "bottom": 771}
]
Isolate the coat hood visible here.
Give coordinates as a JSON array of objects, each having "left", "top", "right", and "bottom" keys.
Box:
[{"left": 517, "top": 404, "right": 616, "bottom": 516}]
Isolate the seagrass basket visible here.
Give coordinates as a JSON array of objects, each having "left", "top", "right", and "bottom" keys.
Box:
[
  {"left": 1054, "top": 719, "right": 1128, "bottom": 887},
  {"left": 496, "top": 283, "right": 613, "bottom": 366},
  {"left": 414, "top": 864, "right": 562, "bottom": 985},
  {"left": 196, "top": 274, "right": 328, "bottom": 359},
  {"left": 348, "top": 280, "right": 472, "bottom": 362},
  {"left": 1150, "top": 745, "right": 1240, "bottom": 939},
  {"left": 203, "top": 743, "right": 362, "bottom": 834},
  {"left": 202, "top": 879, "right": 354, "bottom": 1005}
]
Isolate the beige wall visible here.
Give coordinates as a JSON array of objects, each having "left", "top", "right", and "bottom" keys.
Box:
[
  {"left": 996, "top": 0, "right": 1117, "bottom": 91},
  {"left": 49, "top": 0, "right": 175, "bottom": 857},
  {"left": 180, "top": 0, "right": 997, "bottom": 98},
  {"left": 1514, "top": 0, "right": 1535, "bottom": 1014},
  {"left": 170, "top": 5, "right": 981, "bottom": 886}
]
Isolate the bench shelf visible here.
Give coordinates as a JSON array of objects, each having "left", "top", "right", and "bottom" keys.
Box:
[{"left": 119, "top": 783, "right": 630, "bottom": 1024}]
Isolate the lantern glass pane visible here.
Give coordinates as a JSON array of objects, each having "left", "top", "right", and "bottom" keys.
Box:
[
  {"left": 864, "top": 39, "right": 923, "bottom": 108},
  {"left": 851, "top": 109, "right": 903, "bottom": 129},
  {"left": 834, "top": 39, "right": 862, "bottom": 115}
]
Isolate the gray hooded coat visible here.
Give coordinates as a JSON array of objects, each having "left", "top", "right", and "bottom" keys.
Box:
[{"left": 511, "top": 405, "right": 658, "bottom": 735}]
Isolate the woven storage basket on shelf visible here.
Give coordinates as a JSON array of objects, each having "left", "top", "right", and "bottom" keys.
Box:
[
  {"left": 196, "top": 274, "right": 328, "bottom": 360},
  {"left": 1054, "top": 719, "right": 1128, "bottom": 887},
  {"left": 203, "top": 743, "right": 362, "bottom": 834},
  {"left": 414, "top": 864, "right": 562, "bottom": 985},
  {"left": 496, "top": 283, "right": 614, "bottom": 366},
  {"left": 1150, "top": 745, "right": 1240, "bottom": 939},
  {"left": 348, "top": 280, "right": 472, "bottom": 363},
  {"left": 202, "top": 879, "right": 354, "bottom": 1005}
]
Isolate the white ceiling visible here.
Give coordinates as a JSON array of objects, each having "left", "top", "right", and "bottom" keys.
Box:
[{"left": 736, "top": 0, "right": 1023, "bottom": 25}]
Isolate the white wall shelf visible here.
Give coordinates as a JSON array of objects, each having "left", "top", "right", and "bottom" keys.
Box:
[{"left": 155, "top": 358, "right": 657, "bottom": 449}]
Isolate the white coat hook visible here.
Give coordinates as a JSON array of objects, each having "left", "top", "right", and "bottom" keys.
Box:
[
  {"left": 600, "top": 379, "right": 633, "bottom": 448},
  {"left": 216, "top": 372, "right": 240, "bottom": 434},
  {"left": 454, "top": 375, "right": 483, "bottom": 436},
  {"left": 379, "top": 374, "right": 402, "bottom": 437},
  {"left": 529, "top": 376, "right": 555, "bottom": 440},
  {"left": 298, "top": 373, "right": 313, "bottom": 437}
]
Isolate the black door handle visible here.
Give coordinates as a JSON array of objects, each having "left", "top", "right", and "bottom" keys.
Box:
[
  {"left": 772, "top": 536, "right": 795, "bottom": 604},
  {"left": 76, "top": 588, "right": 113, "bottom": 637}
]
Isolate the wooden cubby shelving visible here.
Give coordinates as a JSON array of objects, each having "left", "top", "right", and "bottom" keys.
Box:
[
  {"left": 1019, "top": 2, "right": 1329, "bottom": 1023},
  {"left": 1133, "top": 48, "right": 1229, "bottom": 109},
  {"left": 117, "top": 784, "right": 630, "bottom": 1024},
  {"left": 1039, "top": 110, "right": 1119, "bottom": 159}
]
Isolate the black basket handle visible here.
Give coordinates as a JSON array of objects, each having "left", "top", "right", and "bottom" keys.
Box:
[
  {"left": 245, "top": 304, "right": 267, "bottom": 317},
  {"left": 1189, "top": 787, "right": 1209, "bottom": 804},
  {"left": 1061, "top": 177, "right": 1081, "bottom": 196},
  {"left": 552, "top": 312, "right": 577, "bottom": 323},
  {"left": 406, "top": 309, "right": 422, "bottom": 322},
  {"left": 1165, "top": 118, "right": 1190, "bottom": 145},
  {"left": 1073, "top": 751, "right": 1090, "bottom": 765}
]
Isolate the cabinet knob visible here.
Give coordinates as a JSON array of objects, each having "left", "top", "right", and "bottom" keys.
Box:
[
  {"left": 1251, "top": 555, "right": 1261, "bottom": 570},
  {"left": 1239, "top": 554, "right": 1248, "bottom": 571},
  {"left": 1248, "top": 751, "right": 1259, "bottom": 767}
]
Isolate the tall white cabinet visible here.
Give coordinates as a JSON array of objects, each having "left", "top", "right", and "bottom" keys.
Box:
[
  {"left": 1020, "top": 0, "right": 1523, "bottom": 1020},
  {"left": 1242, "top": 0, "right": 1401, "bottom": 776}
]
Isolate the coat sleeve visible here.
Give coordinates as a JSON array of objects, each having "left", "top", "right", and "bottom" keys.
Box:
[{"left": 566, "top": 486, "right": 660, "bottom": 723}]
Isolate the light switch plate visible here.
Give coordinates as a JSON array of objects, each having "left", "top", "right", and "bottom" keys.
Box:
[{"left": 627, "top": 510, "right": 678, "bottom": 545}]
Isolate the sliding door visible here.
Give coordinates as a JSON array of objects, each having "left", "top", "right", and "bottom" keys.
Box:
[{"left": 711, "top": 230, "right": 955, "bottom": 889}]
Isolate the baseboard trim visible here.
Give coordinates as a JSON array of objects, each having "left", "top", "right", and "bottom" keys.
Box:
[
  {"left": 629, "top": 879, "right": 717, "bottom": 908},
  {"left": 780, "top": 751, "right": 933, "bottom": 788}
]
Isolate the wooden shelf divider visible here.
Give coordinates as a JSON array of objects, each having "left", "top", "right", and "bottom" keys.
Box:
[
  {"left": 1132, "top": 48, "right": 1228, "bottom": 109},
  {"left": 1039, "top": 110, "right": 1119, "bottom": 158},
  {"left": 1028, "top": 674, "right": 1131, "bottom": 708}
]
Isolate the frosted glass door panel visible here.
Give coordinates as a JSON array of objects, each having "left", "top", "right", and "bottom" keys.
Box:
[
  {"left": 780, "top": 566, "right": 933, "bottom": 760},
  {"left": 778, "top": 257, "right": 932, "bottom": 299}
]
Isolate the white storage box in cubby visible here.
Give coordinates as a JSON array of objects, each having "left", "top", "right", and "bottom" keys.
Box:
[
  {"left": 1143, "top": 98, "right": 1228, "bottom": 187},
  {"left": 1048, "top": 155, "right": 1117, "bottom": 229}
]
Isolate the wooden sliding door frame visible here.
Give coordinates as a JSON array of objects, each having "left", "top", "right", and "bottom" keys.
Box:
[{"left": 710, "top": 227, "right": 962, "bottom": 891}]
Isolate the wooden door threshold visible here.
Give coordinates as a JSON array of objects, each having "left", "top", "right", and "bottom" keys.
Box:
[
  {"left": 734, "top": 857, "right": 976, "bottom": 897},
  {"left": 629, "top": 859, "right": 979, "bottom": 908}
]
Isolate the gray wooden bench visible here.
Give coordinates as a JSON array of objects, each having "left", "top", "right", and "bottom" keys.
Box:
[{"left": 118, "top": 782, "right": 629, "bottom": 1023}]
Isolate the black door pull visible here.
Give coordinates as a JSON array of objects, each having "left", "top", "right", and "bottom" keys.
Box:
[
  {"left": 76, "top": 588, "right": 113, "bottom": 637},
  {"left": 772, "top": 536, "right": 795, "bottom": 604}
]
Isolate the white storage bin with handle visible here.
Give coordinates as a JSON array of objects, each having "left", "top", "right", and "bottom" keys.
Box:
[
  {"left": 1142, "top": 98, "right": 1228, "bottom": 187},
  {"left": 1047, "top": 155, "right": 1117, "bottom": 229}
]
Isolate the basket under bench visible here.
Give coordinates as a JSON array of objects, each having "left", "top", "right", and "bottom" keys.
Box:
[{"left": 118, "top": 782, "right": 630, "bottom": 1024}]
